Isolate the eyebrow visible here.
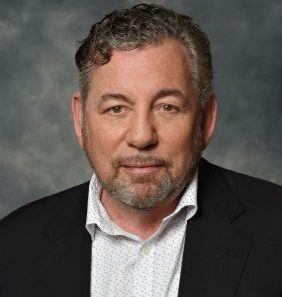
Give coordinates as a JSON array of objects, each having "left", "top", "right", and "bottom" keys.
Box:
[
  {"left": 152, "top": 88, "right": 187, "bottom": 102},
  {"left": 98, "top": 93, "right": 133, "bottom": 107},
  {"left": 98, "top": 88, "right": 188, "bottom": 107}
]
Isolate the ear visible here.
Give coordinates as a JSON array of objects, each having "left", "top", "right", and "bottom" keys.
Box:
[
  {"left": 71, "top": 91, "right": 84, "bottom": 148},
  {"left": 202, "top": 93, "right": 217, "bottom": 150}
]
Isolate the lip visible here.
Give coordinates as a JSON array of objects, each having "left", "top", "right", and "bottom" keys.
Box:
[{"left": 122, "top": 165, "right": 163, "bottom": 174}]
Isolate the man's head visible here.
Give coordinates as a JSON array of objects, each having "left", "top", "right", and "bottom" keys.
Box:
[
  {"left": 72, "top": 4, "right": 217, "bottom": 210},
  {"left": 75, "top": 3, "right": 213, "bottom": 109}
]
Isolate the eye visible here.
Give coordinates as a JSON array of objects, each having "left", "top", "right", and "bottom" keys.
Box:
[
  {"left": 101, "top": 102, "right": 131, "bottom": 117},
  {"left": 108, "top": 105, "right": 125, "bottom": 114},
  {"left": 161, "top": 104, "right": 179, "bottom": 112}
]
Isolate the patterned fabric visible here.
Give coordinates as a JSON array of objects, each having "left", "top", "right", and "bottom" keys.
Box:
[{"left": 86, "top": 171, "right": 198, "bottom": 297}]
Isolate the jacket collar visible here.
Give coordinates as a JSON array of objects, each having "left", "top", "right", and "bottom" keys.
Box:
[
  {"left": 178, "top": 159, "right": 252, "bottom": 297},
  {"left": 27, "top": 182, "right": 92, "bottom": 297},
  {"left": 28, "top": 159, "right": 252, "bottom": 297}
]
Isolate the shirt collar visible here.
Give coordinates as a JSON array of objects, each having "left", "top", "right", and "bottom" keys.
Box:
[{"left": 86, "top": 170, "right": 198, "bottom": 241}]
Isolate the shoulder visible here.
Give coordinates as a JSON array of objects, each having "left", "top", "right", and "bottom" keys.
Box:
[
  {"left": 210, "top": 161, "right": 281, "bottom": 204},
  {"left": 201, "top": 159, "right": 282, "bottom": 234},
  {"left": 201, "top": 158, "right": 281, "bottom": 199},
  {"left": 200, "top": 159, "right": 282, "bottom": 245},
  {"left": 200, "top": 158, "right": 281, "bottom": 217},
  {"left": 0, "top": 182, "right": 90, "bottom": 239},
  {"left": 0, "top": 182, "right": 90, "bottom": 288}
]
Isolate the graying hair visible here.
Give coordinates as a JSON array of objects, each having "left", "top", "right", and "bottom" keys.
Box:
[{"left": 75, "top": 3, "right": 213, "bottom": 107}]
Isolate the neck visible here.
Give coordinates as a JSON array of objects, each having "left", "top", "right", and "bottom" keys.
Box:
[{"left": 100, "top": 191, "right": 180, "bottom": 240}]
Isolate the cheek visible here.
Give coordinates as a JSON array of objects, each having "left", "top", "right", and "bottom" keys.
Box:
[
  {"left": 161, "top": 119, "right": 195, "bottom": 153},
  {"left": 85, "top": 117, "right": 125, "bottom": 161},
  {"left": 171, "top": 135, "right": 193, "bottom": 165},
  {"left": 162, "top": 121, "right": 201, "bottom": 168}
]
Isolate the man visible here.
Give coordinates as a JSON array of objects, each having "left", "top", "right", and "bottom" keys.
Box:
[{"left": 0, "top": 3, "right": 281, "bottom": 297}]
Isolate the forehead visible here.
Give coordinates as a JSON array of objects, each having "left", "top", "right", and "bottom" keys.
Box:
[{"left": 88, "top": 39, "right": 194, "bottom": 98}]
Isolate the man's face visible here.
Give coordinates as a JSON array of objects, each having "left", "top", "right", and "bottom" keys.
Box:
[{"left": 72, "top": 39, "right": 216, "bottom": 209}]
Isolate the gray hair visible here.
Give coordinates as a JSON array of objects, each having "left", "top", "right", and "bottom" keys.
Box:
[{"left": 75, "top": 3, "right": 214, "bottom": 108}]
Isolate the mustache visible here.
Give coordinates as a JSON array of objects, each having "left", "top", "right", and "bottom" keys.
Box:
[{"left": 111, "top": 155, "right": 173, "bottom": 168}]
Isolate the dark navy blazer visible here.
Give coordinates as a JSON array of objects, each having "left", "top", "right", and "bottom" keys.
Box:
[{"left": 0, "top": 159, "right": 281, "bottom": 297}]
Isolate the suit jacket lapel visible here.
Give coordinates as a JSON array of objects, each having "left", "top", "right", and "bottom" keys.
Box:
[
  {"left": 26, "top": 183, "right": 92, "bottom": 297},
  {"left": 21, "top": 160, "right": 253, "bottom": 297},
  {"left": 178, "top": 160, "right": 253, "bottom": 297}
]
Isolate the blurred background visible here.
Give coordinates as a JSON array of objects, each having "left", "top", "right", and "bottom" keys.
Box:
[{"left": 0, "top": 0, "right": 281, "bottom": 219}]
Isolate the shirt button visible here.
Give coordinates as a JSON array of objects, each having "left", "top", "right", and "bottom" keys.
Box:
[{"left": 143, "top": 245, "right": 150, "bottom": 255}]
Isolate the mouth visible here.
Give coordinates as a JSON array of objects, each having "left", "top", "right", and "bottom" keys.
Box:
[
  {"left": 122, "top": 164, "right": 164, "bottom": 174},
  {"left": 111, "top": 155, "right": 172, "bottom": 175}
]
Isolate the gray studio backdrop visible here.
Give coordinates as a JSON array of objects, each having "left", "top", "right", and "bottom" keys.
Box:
[{"left": 1, "top": 0, "right": 281, "bottom": 219}]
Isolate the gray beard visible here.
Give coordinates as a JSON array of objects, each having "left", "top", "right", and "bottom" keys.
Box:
[
  {"left": 98, "top": 153, "right": 200, "bottom": 210},
  {"left": 100, "top": 169, "right": 183, "bottom": 209}
]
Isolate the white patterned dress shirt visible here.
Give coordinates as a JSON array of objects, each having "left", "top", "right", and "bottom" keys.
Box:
[{"left": 86, "top": 171, "right": 198, "bottom": 297}]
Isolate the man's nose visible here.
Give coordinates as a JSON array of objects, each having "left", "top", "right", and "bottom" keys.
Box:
[{"left": 126, "top": 113, "right": 158, "bottom": 150}]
